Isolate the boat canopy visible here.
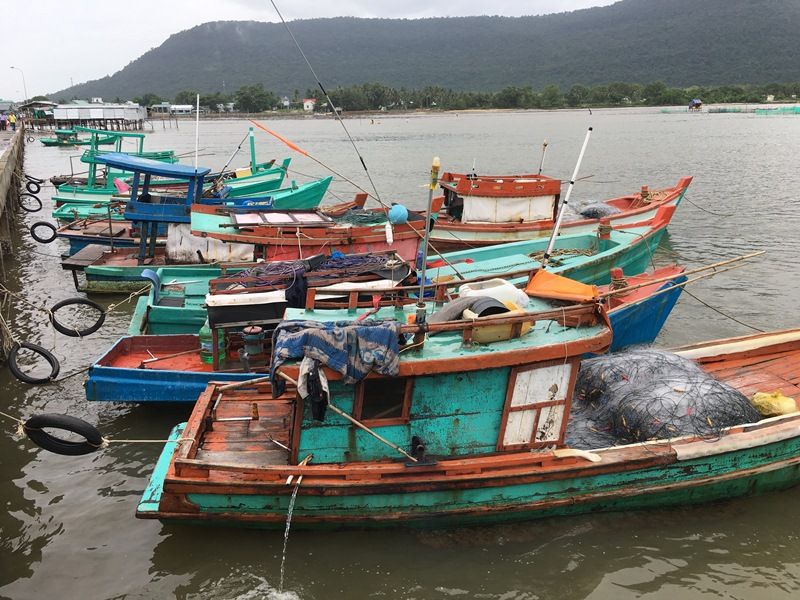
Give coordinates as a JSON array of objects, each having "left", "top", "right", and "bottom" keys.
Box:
[{"left": 95, "top": 152, "right": 210, "bottom": 179}]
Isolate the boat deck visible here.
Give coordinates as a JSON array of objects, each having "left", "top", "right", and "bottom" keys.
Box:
[
  {"left": 195, "top": 392, "right": 292, "bottom": 466},
  {"left": 700, "top": 346, "right": 800, "bottom": 405}
]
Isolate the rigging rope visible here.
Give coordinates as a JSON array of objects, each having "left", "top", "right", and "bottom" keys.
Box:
[{"left": 269, "top": 0, "right": 385, "bottom": 208}]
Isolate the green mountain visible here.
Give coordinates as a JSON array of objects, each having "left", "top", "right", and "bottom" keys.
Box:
[{"left": 53, "top": 0, "right": 800, "bottom": 100}]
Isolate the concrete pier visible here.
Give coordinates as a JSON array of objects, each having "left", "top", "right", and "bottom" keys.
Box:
[{"left": 0, "top": 127, "right": 25, "bottom": 360}]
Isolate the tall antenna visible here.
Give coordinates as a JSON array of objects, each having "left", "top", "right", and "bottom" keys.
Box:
[{"left": 269, "top": 0, "right": 384, "bottom": 206}]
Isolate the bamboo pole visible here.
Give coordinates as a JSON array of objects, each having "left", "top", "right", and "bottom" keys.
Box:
[{"left": 599, "top": 251, "right": 765, "bottom": 298}]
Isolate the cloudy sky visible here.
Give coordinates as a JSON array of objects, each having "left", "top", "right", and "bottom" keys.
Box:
[{"left": 1, "top": 0, "right": 616, "bottom": 100}]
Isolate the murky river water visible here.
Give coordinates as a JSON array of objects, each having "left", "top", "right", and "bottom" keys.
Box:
[{"left": 1, "top": 109, "right": 799, "bottom": 599}]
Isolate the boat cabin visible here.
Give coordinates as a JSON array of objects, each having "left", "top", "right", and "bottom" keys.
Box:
[{"left": 439, "top": 171, "right": 562, "bottom": 224}]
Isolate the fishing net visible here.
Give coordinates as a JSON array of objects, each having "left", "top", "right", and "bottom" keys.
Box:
[
  {"left": 565, "top": 349, "right": 762, "bottom": 450},
  {"left": 578, "top": 203, "right": 622, "bottom": 219},
  {"left": 335, "top": 209, "right": 387, "bottom": 226}
]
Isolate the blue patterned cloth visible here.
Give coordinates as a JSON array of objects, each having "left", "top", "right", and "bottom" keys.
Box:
[{"left": 270, "top": 319, "right": 402, "bottom": 397}]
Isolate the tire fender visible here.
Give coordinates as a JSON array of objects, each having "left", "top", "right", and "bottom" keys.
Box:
[
  {"left": 24, "top": 414, "right": 103, "bottom": 456},
  {"left": 30, "top": 222, "right": 57, "bottom": 244},
  {"left": 49, "top": 298, "right": 106, "bottom": 337},
  {"left": 7, "top": 341, "right": 60, "bottom": 384}
]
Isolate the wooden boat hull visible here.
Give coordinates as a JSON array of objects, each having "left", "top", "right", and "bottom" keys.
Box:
[
  {"left": 137, "top": 328, "right": 800, "bottom": 527},
  {"left": 431, "top": 177, "right": 692, "bottom": 252},
  {"left": 85, "top": 334, "right": 259, "bottom": 402},
  {"left": 86, "top": 262, "right": 683, "bottom": 402},
  {"left": 53, "top": 160, "right": 294, "bottom": 206},
  {"left": 52, "top": 177, "right": 331, "bottom": 222},
  {"left": 138, "top": 419, "right": 800, "bottom": 527}
]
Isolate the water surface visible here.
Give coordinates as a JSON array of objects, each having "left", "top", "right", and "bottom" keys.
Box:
[{"left": 1, "top": 109, "right": 799, "bottom": 599}]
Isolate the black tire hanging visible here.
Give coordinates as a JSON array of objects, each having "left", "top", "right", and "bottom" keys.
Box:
[
  {"left": 26, "top": 136, "right": 35, "bottom": 143},
  {"left": 25, "top": 174, "right": 45, "bottom": 184},
  {"left": 49, "top": 298, "right": 106, "bottom": 337},
  {"left": 24, "top": 414, "right": 103, "bottom": 456},
  {"left": 25, "top": 180, "right": 41, "bottom": 195},
  {"left": 18, "top": 193, "right": 42, "bottom": 213},
  {"left": 30, "top": 221, "right": 57, "bottom": 244},
  {"left": 7, "top": 341, "right": 61, "bottom": 384}
]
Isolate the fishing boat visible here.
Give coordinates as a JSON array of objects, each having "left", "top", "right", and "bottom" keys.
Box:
[
  {"left": 86, "top": 257, "right": 685, "bottom": 402},
  {"left": 53, "top": 128, "right": 294, "bottom": 205},
  {"left": 129, "top": 252, "right": 412, "bottom": 335},
  {"left": 191, "top": 194, "right": 439, "bottom": 263},
  {"left": 126, "top": 207, "right": 677, "bottom": 335},
  {"left": 431, "top": 174, "right": 692, "bottom": 251},
  {"left": 40, "top": 128, "right": 117, "bottom": 148},
  {"left": 52, "top": 174, "right": 331, "bottom": 223},
  {"left": 133, "top": 294, "right": 800, "bottom": 527},
  {"left": 50, "top": 128, "right": 178, "bottom": 202},
  {"left": 51, "top": 153, "right": 331, "bottom": 257}
]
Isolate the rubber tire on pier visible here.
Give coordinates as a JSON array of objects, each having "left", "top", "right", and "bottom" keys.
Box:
[
  {"left": 30, "top": 222, "right": 57, "bottom": 244},
  {"left": 25, "top": 181, "right": 41, "bottom": 195},
  {"left": 7, "top": 341, "right": 61, "bottom": 384},
  {"left": 26, "top": 136, "right": 35, "bottom": 143},
  {"left": 24, "top": 414, "right": 103, "bottom": 456},
  {"left": 25, "top": 174, "right": 45, "bottom": 184},
  {"left": 49, "top": 298, "right": 106, "bottom": 337},
  {"left": 18, "top": 193, "right": 42, "bottom": 213}
]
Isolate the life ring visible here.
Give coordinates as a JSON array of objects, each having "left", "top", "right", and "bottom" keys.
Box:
[
  {"left": 7, "top": 341, "right": 61, "bottom": 384},
  {"left": 25, "top": 180, "right": 41, "bottom": 195},
  {"left": 18, "top": 193, "right": 42, "bottom": 213},
  {"left": 24, "top": 414, "right": 103, "bottom": 456},
  {"left": 49, "top": 298, "right": 106, "bottom": 337},
  {"left": 30, "top": 221, "right": 57, "bottom": 244}
]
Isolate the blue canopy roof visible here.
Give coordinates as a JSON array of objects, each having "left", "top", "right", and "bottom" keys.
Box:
[{"left": 94, "top": 152, "right": 210, "bottom": 179}]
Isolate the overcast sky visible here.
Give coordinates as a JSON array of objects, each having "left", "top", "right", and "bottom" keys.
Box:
[{"left": 1, "top": 0, "right": 616, "bottom": 101}]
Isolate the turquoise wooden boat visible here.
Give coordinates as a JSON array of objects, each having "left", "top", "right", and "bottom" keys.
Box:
[
  {"left": 40, "top": 128, "right": 117, "bottom": 147},
  {"left": 87, "top": 259, "right": 685, "bottom": 403},
  {"left": 124, "top": 211, "right": 671, "bottom": 335},
  {"left": 53, "top": 127, "right": 292, "bottom": 206},
  {"left": 52, "top": 175, "right": 331, "bottom": 223},
  {"left": 137, "top": 314, "right": 800, "bottom": 527}
]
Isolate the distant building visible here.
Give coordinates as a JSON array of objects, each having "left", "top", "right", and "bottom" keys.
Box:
[
  {"left": 303, "top": 98, "right": 316, "bottom": 112},
  {"left": 90, "top": 97, "right": 103, "bottom": 104},
  {"left": 54, "top": 102, "right": 146, "bottom": 125},
  {"left": 281, "top": 96, "right": 291, "bottom": 109},
  {"left": 149, "top": 102, "right": 172, "bottom": 115},
  {"left": 170, "top": 104, "right": 193, "bottom": 115},
  {"left": 0, "top": 100, "right": 16, "bottom": 112}
]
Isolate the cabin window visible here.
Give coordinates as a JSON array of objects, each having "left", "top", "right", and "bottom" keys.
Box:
[
  {"left": 355, "top": 377, "right": 413, "bottom": 426},
  {"left": 498, "top": 360, "right": 577, "bottom": 450}
]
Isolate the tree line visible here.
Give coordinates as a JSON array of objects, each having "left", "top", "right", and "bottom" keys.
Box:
[{"left": 128, "top": 81, "right": 800, "bottom": 114}]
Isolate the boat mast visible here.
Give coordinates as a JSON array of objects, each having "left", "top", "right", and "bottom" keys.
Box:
[
  {"left": 538, "top": 139, "right": 549, "bottom": 175},
  {"left": 415, "top": 156, "right": 441, "bottom": 327},
  {"left": 541, "top": 128, "right": 592, "bottom": 269},
  {"left": 193, "top": 94, "right": 200, "bottom": 169}
]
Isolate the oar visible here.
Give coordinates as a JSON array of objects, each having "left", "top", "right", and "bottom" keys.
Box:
[{"left": 541, "top": 127, "right": 592, "bottom": 269}]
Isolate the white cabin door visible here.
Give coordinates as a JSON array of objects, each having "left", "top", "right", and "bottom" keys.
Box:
[{"left": 498, "top": 360, "right": 577, "bottom": 450}]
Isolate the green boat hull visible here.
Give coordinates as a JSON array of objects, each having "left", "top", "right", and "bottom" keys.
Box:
[
  {"left": 138, "top": 423, "right": 800, "bottom": 528},
  {"left": 53, "top": 176, "right": 330, "bottom": 223}
]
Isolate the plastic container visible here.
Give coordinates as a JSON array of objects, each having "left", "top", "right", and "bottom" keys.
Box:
[
  {"left": 199, "top": 318, "right": 223, "bottom": 364},
  {"left": 462, "top": 301, "right": 532, "bottom": 343},
  {"left": 458, "top": 278, "right": 529, "bottom": 307}
]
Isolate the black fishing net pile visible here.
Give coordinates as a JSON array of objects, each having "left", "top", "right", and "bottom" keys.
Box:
[
  {"left": 578, "top": 203, "right": 622, "bottom": 219},
  {"left": 565, "top": 349, "right": 761, "bottom": 450}
]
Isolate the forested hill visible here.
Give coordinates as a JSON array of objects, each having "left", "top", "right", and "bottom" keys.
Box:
[{"left": 54, "top": 0, "right": 800, "bottom": 100}]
